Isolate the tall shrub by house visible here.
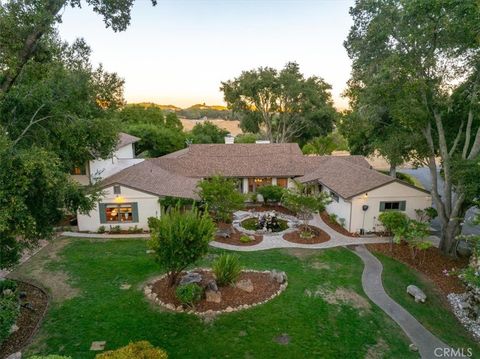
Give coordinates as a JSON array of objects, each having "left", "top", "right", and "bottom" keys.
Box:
[
  {"left": 148, "top": 207, "right": 216, "bottom": 286},
  {"left": 196, "top": 175, "right": 245, "bottom": 222}
]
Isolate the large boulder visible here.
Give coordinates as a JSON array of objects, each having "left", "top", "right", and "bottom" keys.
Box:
[
  {"left": 407, "top": 285, "right": 427, "bottom": 303},
  {"left": 206, "top": 280, "right": 218, "bottom": 292},
  {"left": 179, "top": 272, "right": 202, "bottom": 286},
  {"left": 205, "top": 290, "right": 222, "bottom": 303},
  {"left": 270, "top": 270, "right": 287, "bottom": 284}
]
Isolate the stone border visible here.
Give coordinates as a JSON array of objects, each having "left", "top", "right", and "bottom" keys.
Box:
[
  {"left": 232, "top": 211, "right": 299, "bottom": 237},
  {"left": 144, "top": 268, "right": 288, "bottom": 316}
]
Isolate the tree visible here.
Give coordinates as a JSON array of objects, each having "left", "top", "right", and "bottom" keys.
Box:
[
  {"left": 0, "top": 0, "right": 142, "bottom": 268},
  {"left": 189, "top": 121, "right": 229, "bottom": 144},
  {"left": 221, "top": 62, "right": 337, "bottom": 143},
  {"left": 148, "top": 207, "right": 215, "bottom": 286},
  {"left": 125, "top": 123, "right": 185, "bottom": 157},
  {"left": 196, "top": 176, "right": 245, "bottom": 222},
  {"left": 345, "top": 0, "right": 480, "bottom": 255},
  {"left": 116, "top": 104, "right": 166, "bottom": 125},
  {"left": 378, "top": 211, "right": 409, "bottom": 250},
  {"left": 165, "top": 112, "right": 183, "bottom": 131},
  {"left": 282, "top": 182, "right": 331, "bottom": 235},
  {"left": 235, "top": 133, "right": 261, "bottom": 143},
  {"left": 302, "top": 132, "right": 348, "bottom": 155}
]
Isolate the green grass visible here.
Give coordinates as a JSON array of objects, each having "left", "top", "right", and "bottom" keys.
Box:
[
  {"left": 16, "top": 239, "right": 420, "bottom": 358},
  {"left": 377, "top": 253, "right": 480, "bottom": 356}
]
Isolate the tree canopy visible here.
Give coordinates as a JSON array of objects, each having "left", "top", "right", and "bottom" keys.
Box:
[
  {"left": 221, "top": 62, "right": 337, "bottom": 144},
  {"left": 345, "top": 0, "right": 480, "bottom": 255},
  {"left": 188, "top": 121, "right": 229, "bottom": 144}
]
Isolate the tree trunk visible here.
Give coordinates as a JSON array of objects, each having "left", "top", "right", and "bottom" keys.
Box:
[
  {"left": 389, "top": 164, "right": 397, "bottom": 178},
  {"left": 439, "top": 219, "right": 461, "bottom": 257}
]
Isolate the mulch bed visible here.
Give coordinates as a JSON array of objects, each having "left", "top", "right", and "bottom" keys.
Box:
[
  {"left": 283, "top": 226, "right": 331, "bottom": 244},
  {"left": 245, "top": 204, "right": 296, "bottom": 216},
  {"left": 0, "top": 281, "right": 49, "bottom": 359},
  {"left": 367, "top": 242, "right": 468, "bottom": 295},
  {"left": 151, "top": 270, "right": 281, "bottom": 312},
  {"left": 320, "top": 211, "right": 359, "bottom": 237},
  {"left": 214, "top": 223, "right": 263, "bottom": 246}
]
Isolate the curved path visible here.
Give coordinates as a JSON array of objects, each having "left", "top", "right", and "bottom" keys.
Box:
[
  {"left": 351, "top": 245, "right": 457, "bottom": 359},
  {"left": 210, "top": 213, "right": 389, "bottom": 252}
]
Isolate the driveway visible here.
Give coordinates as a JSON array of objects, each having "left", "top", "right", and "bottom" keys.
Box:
[{"left": 399, "top": 167, "right": 479, "bottom": 235}]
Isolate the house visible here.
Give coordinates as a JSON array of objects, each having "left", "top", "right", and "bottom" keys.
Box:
[
  {"left": 76, "top": 138, "right": 431, "bottom": 234},
  {"left": 71, "top": 132, "right": 143, "bottom": 185}
]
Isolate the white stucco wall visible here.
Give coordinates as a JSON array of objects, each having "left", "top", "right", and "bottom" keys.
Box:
[
  {"left": 77, "top": 185, "right": 160, "bottom": 232},
  {"left": 349, "top": 181, "right": 432, "bottom": 233},
  {"left": 88, "top": 144, "right": 141, "bottom": 182},
  {"left": 321, "top": 186, "right": 352, "bottom": 230}
]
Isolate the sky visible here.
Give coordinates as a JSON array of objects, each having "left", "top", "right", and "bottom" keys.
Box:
[{"left": 58, "top": 0, "right": 354, "bottom": 110}]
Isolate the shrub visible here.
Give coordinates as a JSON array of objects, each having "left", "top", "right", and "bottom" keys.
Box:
[
  {"left": 96, "top": 341, "right": 168, "bottom": 359},
  {"left": 415, "top": 207, "right": 438, "bottom": 222},
  {"left": 97, "top": 225, "right": 106, "bottom": 234},
  {"left": 328, "top": 213, "right": 338, "bottom": 224},
  {"left": 0, "top": 296, "right": 19, "bottom": 344},
  {"left": 378, "top": 211, "right": 409, "bottom": 235},
  {"left": 197, "top": 175, "right": 245, "bottom": 222},
  {"left": 127, "top": 225, "right": 143, "bottom": 234},
  {"left": 240, "top": 235, "right": 252, "bottom": 243},
  {"left": 148, "top": 207, "right": 216, "bottom": 286},
  {"left": 109, "top": 225, "right": 121, "bottom": 234},
  {"left": 338, "top": 218, "right": 346, "bottom": 228},
  {"left": 257, "top": 185, "right": 285, "bottom": 203},
  {"left": 212, "top": 254, "right": 242, "bottom": 286},
  {"left": 175, "top": 283, "right": 203, "bottom": 307},
  {"left": 0, "top": 279, "right": 17, "bottom": 293},
  {"left": 241, "top": 218, "right": 258, "bottom": 231}
]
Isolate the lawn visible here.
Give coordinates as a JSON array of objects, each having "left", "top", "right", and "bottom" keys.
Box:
[
  {"left": 11, "top": 239, "right": 420, "bottom": 358},
  {"left": 377, "top": 253, "right": 480, "bottom": 356}
]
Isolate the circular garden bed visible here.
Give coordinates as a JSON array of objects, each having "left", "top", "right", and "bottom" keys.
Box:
[
  {"left": 283, "top": 226, "right": 331, "bottom": 244},
  {"left": 145, "top": 268, "right": 287, "bottom": 315},
  {"left": 215, "top": 223, "right": 263, "bottom": 246},
  {"left": 240, "top": 217, "right": 289, "bottom": 233},
  {"left": 0, "top": 281, "right": 49, "bottom": 359}
]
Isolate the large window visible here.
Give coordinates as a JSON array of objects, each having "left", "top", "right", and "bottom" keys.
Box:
[
  {"left": 380, "top": 201, "right": 406, "bottom": 211},
  {"left": 101, "top": 203, "right": 137, "bottom": 223},
  {"left": 248, "top": 177, "right": 272, "bottom": 192}
]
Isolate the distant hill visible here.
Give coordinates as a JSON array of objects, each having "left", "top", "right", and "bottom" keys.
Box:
[{"left": 127, "top": 102, "right": 236, "bottom": 120}]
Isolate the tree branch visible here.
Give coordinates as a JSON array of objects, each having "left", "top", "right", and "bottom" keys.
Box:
[{"left": 12, "top": 105, "right": 52, "bottom": 146}]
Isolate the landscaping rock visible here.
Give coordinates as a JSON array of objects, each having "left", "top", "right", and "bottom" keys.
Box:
[
  {"left": 236, "top": 279, "right": 254, "bottom": 293},
  {"left": 146, "top": 249, "right": 155, "bottom": 254},
  {"left": 9, "top": 323, "right": 19, "bottom": 334},
  {"left": 120, "top": 283, "right": 131, "bottom": 290},
  {"left": 274, "top": 333, "right": 290, "bottom": 345},
  {"left": 256, "top": 193, "right": 264, "bottom": 203},
  {"left": 179, "top": 272, "right": 202, "bottom": 286},
  {"left": 206, "top": 280, "right": 218, "bottom": 292},
  {"left": 205, "top": 289, "right": 222, "bottom": 303},
  {"left": 409, "top": 344, "right": 418, "bottom": 352},
  {"left": 90, "top": 341, "right": 106, "bottom": 351},
  {"left": 2, "top": 288, "right": 13, "bottom": 296},
  {"left": 406, "top": 285, "right": 426, "bottom": 303},
  {"left": 6, "top": 352, "right": 21, "bottom": 359},
  {"left": 270, "top": 270, "right": 287, "bottom": 284}
]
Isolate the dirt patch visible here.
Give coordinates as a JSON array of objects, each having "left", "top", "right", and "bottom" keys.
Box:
[
  {"left": 365, "top": 338, "right": 389, "bottom": 359},
  {"left": 0, "top": 281, "right": 49, "bottom": 359},
  {"left": 150, "top": 270, "right": 281, "bottom": 313},
  {"left": 310, "top": 261, "right": 331, "bottom": 270},
  {"left": 283, "top": 226, "right": 330, "bottom": 244},
  {"left": 282, "top": 248, "right": 317, "bottom": 259},
  {"left": 320, "top": 211, "right": 359, "bottom": 237},
  {"left": 214, "top": 223, "right": 263, "bottom": 247},
  {"left": 9, "top": 239, "right": 80, "bottom": 302},
  {"left": 311, "top": 287, "right": 371, "bottom": 310},
  {"left": 367, "top": 242, "right": 467, "bottom": 295}
]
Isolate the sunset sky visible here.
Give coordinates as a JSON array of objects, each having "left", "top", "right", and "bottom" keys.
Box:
[{"left": 59, "top": 0, "right": 354, "bottom": 110}]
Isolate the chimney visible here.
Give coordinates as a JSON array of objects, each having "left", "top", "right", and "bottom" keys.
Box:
[{"left": 255, "top": 140, "right": 271, "bottom": 144}]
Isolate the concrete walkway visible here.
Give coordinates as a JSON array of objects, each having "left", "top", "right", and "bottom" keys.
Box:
[
  {"left": 61, "top": 231, "right": 150, "bottom": 239},
  {"left": 351, "top": 245, "right": 458, "bottom": 359},
  {"left": 211, "top": 213, "right": 389, "bottom": 252}
]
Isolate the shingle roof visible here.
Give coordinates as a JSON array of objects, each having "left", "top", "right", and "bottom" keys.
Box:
[
  {"left": 100, "top": 160, "right": 200, "bottom": 199},
  {"left": 297, "top": 157, "right": 395, "bottom": 198},
  {"left": 100, "top": 143, "right": 424, "bottom": 200},
  {"left": 116, "top": 132, "right": 141, "bottom": 150}
]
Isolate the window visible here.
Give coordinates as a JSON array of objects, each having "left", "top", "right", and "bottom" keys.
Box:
[
  {"left": 276, "top": 178, "right": 288, "bottom": 188},
  {"left": 380, "top": 201, "right": 406, "bottom": 211},
  {"left": 70, "top": 165, "right": 86, "bottom": 175},
  {"left": 248, "top": 177, "right": 272, "bottom": 192},
  {"left": 99, "top": 203, "right": 138, "bottom": 223},
  {"left": 330, "top": 191, "right": 339, "bottom": 202},
  {"left": 113, "top": 185, "right": 121, "bottom": 195}
]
